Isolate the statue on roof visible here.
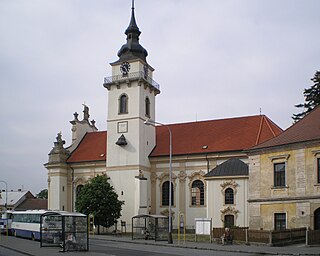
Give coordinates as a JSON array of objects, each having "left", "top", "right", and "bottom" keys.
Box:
[{"left": 83, "top": 103, "right": 90, "bottom": 121}]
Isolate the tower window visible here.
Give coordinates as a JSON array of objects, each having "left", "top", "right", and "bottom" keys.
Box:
[
  {"left": 145, "top": 97, "right": 150, "bottom": 117},
  {"left": 119, "top": 94, "right": 128, "bottom": 114}
]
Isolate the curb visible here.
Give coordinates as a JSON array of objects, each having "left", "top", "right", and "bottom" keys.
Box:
[{"left": 91, "top": 236, "right": 286, "bottom": 255}]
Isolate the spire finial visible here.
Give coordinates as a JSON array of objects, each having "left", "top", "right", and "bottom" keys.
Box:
[{"left": 116, "top": 0, "right": 148, "bottom": 62}]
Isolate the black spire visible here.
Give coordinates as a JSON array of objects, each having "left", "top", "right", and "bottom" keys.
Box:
[
  {"left": 117, "top": 0, "right": 148, "bottom": 63},
  {"left": 125, "top": 0, "right": 140, "bottom": 36}
]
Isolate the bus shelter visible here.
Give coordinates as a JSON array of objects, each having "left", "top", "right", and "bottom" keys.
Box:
[
  {"left": 132, "top": 214, "right": 168, "bottom": 241},
  {"left": 40, "top": 211, "right": 88, "bottom": 252}
]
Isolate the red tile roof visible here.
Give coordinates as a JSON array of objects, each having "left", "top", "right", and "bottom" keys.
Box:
[
  {"left": 67, "top": 115, "right": 282, "bottom": 163},
  {"left": 250, "top": 105, "right": 320, "bottom": 150},
  {"left": 15, "top": 199, "right": 48, "bottom": 211},
  {"left": 150, "top": 115, "right": 282, "bottom": 156},
  {"left": 67, "top": 131, "right": 107, "bottom": 163}
]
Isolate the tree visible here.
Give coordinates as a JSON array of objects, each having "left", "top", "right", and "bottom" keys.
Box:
[
  {"left": 75, "top": 175, "right": 124, "bottom": 234},
  {"left": 293, "top": 70, "right": 320, "bottom": 122},
  {"left": 36, "top": 189, "right": 48, "bottom": 199}
]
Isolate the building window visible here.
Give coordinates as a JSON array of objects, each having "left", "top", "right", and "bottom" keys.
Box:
[
  {"left": 145, "top": 97, "right": 150, "bottom": 117},
  {"left": 191, "top": 180, "right": 204, "bottom": 206},
  {"left": 76, "top": 185, "right": 83, "bottom": 199},
  {"left": 224, "top": 215, "right": 234, "bottom": 228},
  {"left": 274, "top": 162, "right": 285, "bottom": 187},
  {"left": 317, "top": 158, "right": 320, "bottom": 184},
  {"left": 274, "top": 213, "right": 286, "bottom": 230},
  {"left": 119, "top": 94, "right": 128, "bottom": 114},
  {"left": 162, "top": 181, "right": 174, "bottom": 206},
  {"left": 225, "top": 188, "right": 234, "bottom": 205}
]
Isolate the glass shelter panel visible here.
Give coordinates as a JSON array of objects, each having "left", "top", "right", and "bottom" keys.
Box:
[
  {"left": 40, "top": 211, "right": 88, "bottom": 252},
  {"left": 132, "top": 214, "right": 168, "bottom": 241}
]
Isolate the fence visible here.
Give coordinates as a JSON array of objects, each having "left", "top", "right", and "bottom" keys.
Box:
[
  {"left": 211, "top": 227, "right": 318, "bottom": 246},
  {"left": 307, "top": 229, "right": 320, "bottom": 245}
]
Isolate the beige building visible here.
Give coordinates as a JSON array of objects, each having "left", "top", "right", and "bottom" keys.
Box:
[{"left": 248, "top": 106, "right": 320, "bottom": 230}]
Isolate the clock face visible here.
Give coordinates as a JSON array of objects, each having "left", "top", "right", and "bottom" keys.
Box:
[{"left": 120, "top": 62, "right": 131, "bottom": 75}]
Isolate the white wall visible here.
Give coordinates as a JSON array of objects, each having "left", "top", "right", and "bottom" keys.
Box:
[{"left": 206, "top": 177, "right": 248, "bottom": 227}]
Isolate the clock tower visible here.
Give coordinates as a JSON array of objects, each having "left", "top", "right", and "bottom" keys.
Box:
[{"left": 103, "top": 2, "right": 160, "bottom": 224}]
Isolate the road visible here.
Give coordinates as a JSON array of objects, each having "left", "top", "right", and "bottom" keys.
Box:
[{"left": 0, "top": 236, "right": 261, "bottom": 256}]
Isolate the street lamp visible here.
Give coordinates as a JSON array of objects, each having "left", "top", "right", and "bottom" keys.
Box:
[
  {"left": 0, "top": 180, "right": 8, "bottom": 211},
  {"left": 144, "top": 119, "right": 173, "bottom": 244}
]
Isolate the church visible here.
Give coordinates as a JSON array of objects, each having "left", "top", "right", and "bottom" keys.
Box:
[{"left": 44, "top": 3, "right": 290, "bottom": 230}]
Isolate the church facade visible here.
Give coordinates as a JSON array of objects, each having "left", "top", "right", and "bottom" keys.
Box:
[{"left": 44, "top": 5, "right": 285, "bottom": 230}]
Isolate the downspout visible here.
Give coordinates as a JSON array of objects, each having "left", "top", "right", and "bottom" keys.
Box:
[
  {"left": 202, "top": 145, "right": 209, "bottom": 173},
  {"left": 70, "top": 166, "right": 75, "bottom": 212},
  {"left": 205, "top": 153, "right": 209, "bottom": 173}
]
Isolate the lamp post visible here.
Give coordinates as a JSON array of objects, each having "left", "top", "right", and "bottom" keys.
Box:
[
  {"left": 144, "top": 119, "right": 173, "bottom": 244},
  {"left": 0, "top": 180, "right": 8, "bottom": 211}
]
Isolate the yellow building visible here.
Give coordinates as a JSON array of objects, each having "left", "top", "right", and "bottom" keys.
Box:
[{"left": 248, "top": 106, "right": 320, "bottom": 230}]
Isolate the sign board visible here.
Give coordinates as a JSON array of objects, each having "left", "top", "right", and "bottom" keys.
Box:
[{"left": 195, "top": 218, "right": 211, "bottom": 235}]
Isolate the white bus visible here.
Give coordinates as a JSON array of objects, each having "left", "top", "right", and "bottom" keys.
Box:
[{"left": 11, "top": 210, "right": 48, "bottom": 240}]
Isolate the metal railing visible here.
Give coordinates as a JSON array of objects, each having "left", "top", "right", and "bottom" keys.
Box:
[{"left": 103, "top": 71, "right": 160, "bottom": 91}]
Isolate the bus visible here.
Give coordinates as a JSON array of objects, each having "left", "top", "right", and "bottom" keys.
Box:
[
  {"left": 10, "top": 210, "right": 87, "bottom": 243},
  {"left": 11, "top": 210, "right": 48, "bottom": 240},
  {"left": 0, "top": 210, "right": 13, "bottom": 235}
]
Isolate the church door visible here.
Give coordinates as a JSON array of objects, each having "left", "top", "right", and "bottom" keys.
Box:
[{"left": 315, "top": 208, "right": 320, "bottom": 230}]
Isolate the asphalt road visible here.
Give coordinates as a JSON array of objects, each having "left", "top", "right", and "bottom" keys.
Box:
[{"left": 0, "top": 236, "right": 261, "bottom": 256}]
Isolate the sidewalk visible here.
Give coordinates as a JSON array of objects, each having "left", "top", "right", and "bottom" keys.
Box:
[
  {"left": 93, "top": 234, "right": 320, "bottom": 256},
  {"left": 0, "top": 234, "right": 319, "bottom": 256}
]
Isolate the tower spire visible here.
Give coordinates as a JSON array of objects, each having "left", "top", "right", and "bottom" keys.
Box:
[
  {"left": 125, "top": 0, "right": 140, "bottom": 36},
  {"left": 116, "top": 0, "right": 148, "bottom": 63}
]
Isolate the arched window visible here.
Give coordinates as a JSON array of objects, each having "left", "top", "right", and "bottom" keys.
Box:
[
  {"left": 119, "top": 94, "right": 128, "bottom": 114},
  {"left": 76, "top": 185, "right": 83, "bottom": 199},
  {"left": 162, "top": 181, "right": 174, "bottom": 206},
  {"left": 224, "top": 215, "right": 234, "bottom": 228},
  {"left": 191, "top": 180, "right": 204, "bottom": 206},
  {"left": 225, "top": 188, "right": 234, "bottom": 205},
  {"left": 145, "top": 97, "right": 150, "bottom": 117}
]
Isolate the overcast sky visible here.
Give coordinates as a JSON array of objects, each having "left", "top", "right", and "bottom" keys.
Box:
[{"left": 0, "top": 0, "right": 319, "bottom": 195}]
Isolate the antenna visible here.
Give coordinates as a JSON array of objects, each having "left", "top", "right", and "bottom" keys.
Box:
[{"left": 132, "top": 0, "right": 134, "bottom": 10}]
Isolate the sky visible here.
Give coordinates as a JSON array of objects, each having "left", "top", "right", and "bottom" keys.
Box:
[{"left": 0, "top": 0, "right": 319, "bottom": 195}]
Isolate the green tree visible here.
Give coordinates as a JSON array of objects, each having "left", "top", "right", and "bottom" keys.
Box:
[
  {"left": 75, "top": 175, "right": 124, "bottom": 234},
  {"left": 293, "top": 70, "right": 320, "bottom": 122},
  {"left": 36, "top": 189, "right": 48, "bottom": 199}
]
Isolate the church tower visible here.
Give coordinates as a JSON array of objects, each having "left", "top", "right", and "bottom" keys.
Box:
[{"left": 103, "top": 2, "right": 160, "bottom": 224}]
